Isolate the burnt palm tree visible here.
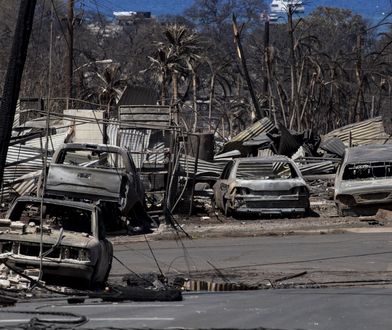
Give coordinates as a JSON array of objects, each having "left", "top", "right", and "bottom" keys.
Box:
[{"left": 148, "top": 43, "right": 177, "bottom": 106}]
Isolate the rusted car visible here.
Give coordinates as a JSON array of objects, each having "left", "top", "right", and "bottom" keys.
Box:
[
  {"left": 45, "top": 143, "right": 145, "bottom": 216},
  {"left": 213, "top": 156, "right": 310, "bottom": 217},
  {"left": 0, "top": 196, "right": 113, "bottom": 288},
  {"left": 334, "top": 144, "right": 392, "bottom": 216}
]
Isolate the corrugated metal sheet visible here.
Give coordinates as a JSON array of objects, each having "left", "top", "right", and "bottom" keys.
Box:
[
  {"left": 231, "top": 117, "right": 275, "bottom": 142},
  {"left": 257, "top": 149, "right": 274, "bottom": 157},
  {"left": 1, "top": 145, "right": 51, "bottom": 201},
  {"left": 323, "top": 116, "right": 391, "bottom": 146},
  {"left": 10, "top": 170, "right": 41, "bottom": 197},
  {"left": 108, "top": 123, "right": 153, "bottom": 168},
  {"left": 119, "top": 105, "right": 172, "bottom": 129},
  {"left": 25, "top": 131, "right": 68, "bottom": 152},
  {"left": 214, "top": 150, "right": 241, "bottom": 159},
  {"left": 179, "top": 155, "right": 227, "bottom": 176}
]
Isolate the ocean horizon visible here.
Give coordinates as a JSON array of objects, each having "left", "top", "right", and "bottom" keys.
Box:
[{"left": 89, "top": 0, "right": 391, "bottom": 23}]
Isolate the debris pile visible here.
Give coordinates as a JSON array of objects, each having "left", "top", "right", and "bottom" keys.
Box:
[{"left": 216, "top": 116, "right": 392, "bottom": 175}]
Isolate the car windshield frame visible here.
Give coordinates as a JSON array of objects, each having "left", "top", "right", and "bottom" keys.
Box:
[
  {"left": 234, "top": 161, "right": 299, "bottom": 180},
  {"left": 8, "top": 201, "right": 94, "bottom": 235},
  {"left": 342, "top": 161, "right": 392, "bottom": 181},
  {"left": 56, "top": 148, "right": 126, "bottom": 170}
]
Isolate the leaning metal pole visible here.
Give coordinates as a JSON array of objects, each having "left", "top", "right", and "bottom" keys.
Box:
[{"left": 0, "top": 0, "right": 37, "bottom": 186}]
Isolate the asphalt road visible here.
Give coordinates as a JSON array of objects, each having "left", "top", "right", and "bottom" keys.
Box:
[
  {"left": 111, "top": 233, "right": 392, "bottom": 277},
  {"left": 0, "top": 288, "right": 392, "bottom": 329},
  {"left": 2, "top": 233, "right": 392, "bottom": 329}
]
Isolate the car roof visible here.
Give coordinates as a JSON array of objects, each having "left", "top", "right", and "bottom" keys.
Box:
[
  {"left": 345, "top": 144, "right": 392, "bottom": 163},
  {"left": 12, "top": 196, "right": 96, "bottom": 211},
  {"left": 235, "top": 156, "right": 291, "bottom": 163}
]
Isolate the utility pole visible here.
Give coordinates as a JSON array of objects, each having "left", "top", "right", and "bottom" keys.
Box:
[
  {"left": 65, "top": 0, "right": 74, "bottom": 104},
  {"left": 0, "top": 1, "right": 37, "bottom": 187}
]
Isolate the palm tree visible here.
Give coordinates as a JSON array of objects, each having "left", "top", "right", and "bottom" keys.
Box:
[
  {"left": 95, "top": 64, "right": 126, "bottom": 143},
  {"left": 149, "top": 24, "right": 203, "bottom": 128},
  {"left": 164, "top": 24, "right": 203, "bottom": 129},
  {"left": 148, "top": 43, "right": 176, "bottom": 106}
]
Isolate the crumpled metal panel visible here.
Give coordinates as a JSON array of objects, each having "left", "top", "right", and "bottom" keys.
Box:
[
  {"left": 1, "top": 145, "right": 49, "bottom": 199},
  {"left": 219, "top": 117, "right": 275, "bottom": 154},
  {"left": 0, "top": 131, "right": 67, "bottom": 200},
  {"left": 320, "top": 137, "right": 346, "bottom": 157},
  {"left": 323, "top": 116, "right": 391, "bottom": 146}
]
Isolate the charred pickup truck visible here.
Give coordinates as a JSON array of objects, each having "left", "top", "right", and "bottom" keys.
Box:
[
  {"left": 213, "top": 156, "right": 310, "bottom": 217},
  {"left": 0, "top": 196, "right": 113, "bottom": 288},
  {"left": 45, "top": 143, "right": 145, "bottom": 216},
  {"left": 334, "top": 144, "right": 392, "bottom": 216}
]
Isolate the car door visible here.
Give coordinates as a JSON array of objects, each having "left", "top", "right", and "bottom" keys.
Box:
[{"left": 214, "top": 161, "right": 234, "bottom": 210}]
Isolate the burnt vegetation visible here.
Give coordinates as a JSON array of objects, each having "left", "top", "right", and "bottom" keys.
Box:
[{"left": 0, "top": 1, "right": 391, "bottom": 135}]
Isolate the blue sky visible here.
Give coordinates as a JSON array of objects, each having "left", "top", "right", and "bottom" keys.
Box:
[{"left": 89, "top": 0, "right": 392, "bottom": 22}]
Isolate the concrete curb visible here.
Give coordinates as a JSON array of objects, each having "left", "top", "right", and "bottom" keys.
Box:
[{"left": 109, "top": 224, "right": 392, "bottom": 245}]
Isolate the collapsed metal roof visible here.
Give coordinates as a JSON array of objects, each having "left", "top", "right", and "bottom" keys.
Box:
[
  {"left": 218, "top": 117, "right": 275, "bottom": 155},
  {"left": 323, "top": 116, "right": 391, "bottom": 146}
]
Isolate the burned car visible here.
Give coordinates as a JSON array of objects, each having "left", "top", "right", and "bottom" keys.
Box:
[
  {"left": 213, "top": 156, "right": 310, "bottom": 217},
  {"left": 334, "top": 144, "right": 392, "bottom": 216},
  {"left": 45, "top": 143, "right": 145, "bottom": 216},
  {"left": 0, "top": 196, "right": 113, "bottom": 288}
]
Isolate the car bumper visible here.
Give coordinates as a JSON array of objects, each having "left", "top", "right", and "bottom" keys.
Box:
[
  {"left": 231, "top": 195, "right": 309, "bottom": 215},
  {"left": 235, "top": 206, "right": 307, "bottom": 215},
  {"left": 7, "top": 256, "right": 94, "bottom": 281}
]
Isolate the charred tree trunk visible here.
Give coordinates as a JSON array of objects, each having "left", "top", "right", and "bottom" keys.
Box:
[
  {"left": 288, "top": 7, "right": 301, "bottom": 131},
  {"left": 65, "top": 0, "right": 74, "bottom": 102},
  {"left": 232, "top": 14, "right": 266, "bottom": 120}
]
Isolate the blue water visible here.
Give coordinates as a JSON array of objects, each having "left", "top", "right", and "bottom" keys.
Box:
[{"left": 93, "top": 0, "right": 391, "bottom": 22}]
